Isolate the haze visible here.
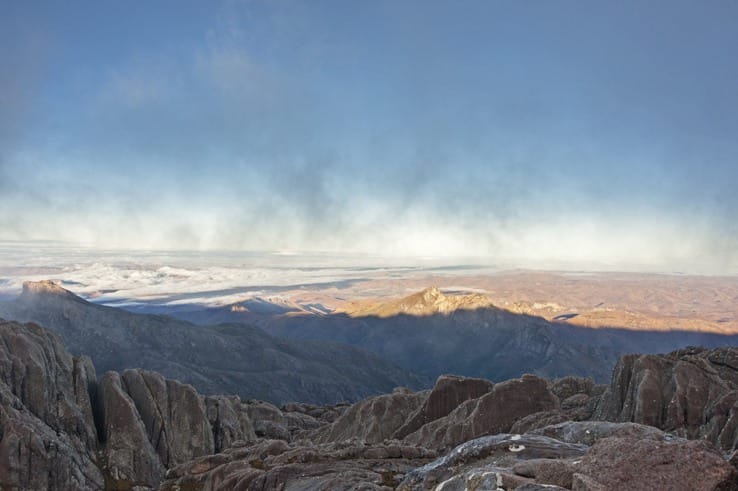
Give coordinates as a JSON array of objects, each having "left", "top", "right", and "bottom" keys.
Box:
[{"left": 2, "top": 1, "right": 737, "bottom": 273}]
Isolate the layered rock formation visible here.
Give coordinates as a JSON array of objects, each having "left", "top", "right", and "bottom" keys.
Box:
[
  {"left": 3, "top": 316, "right": 738, "bottom": 490},
  {"left": 399, "top": 423, "right": 736, "bottom": 491},
  {"left": 0, "top": 320, "right": 335, "bottom": 490},
  {"left": 595, "top": 346, "right": 738, "bottom": 451},
  {"left": 160, "top": 364, "right": 738, "bottom": 489},
  {"left": 0, "top": 320, "right": 103, "bottom": 490}
]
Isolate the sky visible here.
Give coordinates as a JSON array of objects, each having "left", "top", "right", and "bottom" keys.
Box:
[{"left": 1, "top": 1, "right": 737, "bottom": 272}]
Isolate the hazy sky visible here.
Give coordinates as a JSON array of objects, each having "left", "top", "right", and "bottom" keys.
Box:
[{"left": 1, "top": 1, "right": 737, "bottom": 272}]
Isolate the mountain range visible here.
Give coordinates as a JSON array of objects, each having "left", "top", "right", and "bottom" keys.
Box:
[
  {"left": 4, "top": 281, "right": 738, "bottom": 405},
  {"left": 175, "top": 286, "right": 738, "bottom": 383},
  {"left": 0, "top": 281, "right": 422, "bottom": 404}
]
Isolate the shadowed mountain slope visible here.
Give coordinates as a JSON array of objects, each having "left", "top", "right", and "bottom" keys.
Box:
[
  {"left": 0, "top": 281, "right": 424, "bottom": 404},
  {"left": 180, "top": 287, "right": 738, "bottom": 383}
]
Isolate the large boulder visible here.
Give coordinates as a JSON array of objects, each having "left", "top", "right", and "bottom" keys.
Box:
[
  {"left": 403, "top": 374, "right": 559, "bottom": 450},
  {"left": 399, "top": 433, "right": 587, "bottom": 490},
  {"left": 205, "top": 395, "right": 257, "bottom": 450},
  {"left": 531, "top": 420, "right": 675, "bottom": 446},
  {"left": 313, "top": 388, "right": 426, "bottom": 444},
  {"left": 121, "top": 369, "right": 215, "bottom": 467},
  {"left": 96, "top": 371, "right": 164, "bottom": 488},
  {"left": 393, "top": 374, "right": 493, "bottom": 439},
  {"left": 400, "top": 422, "right": 738, "bottom": 491},
  {"left": 573, "top": 436, "right": 738, "bottom": 490}
]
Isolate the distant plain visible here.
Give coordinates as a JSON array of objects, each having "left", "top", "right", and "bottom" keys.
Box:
[{"left": 2, "top": 241, "right": 736, "bottom": 335}]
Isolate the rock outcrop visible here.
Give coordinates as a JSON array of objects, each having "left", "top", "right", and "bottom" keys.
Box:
[
  {"left": 573, "top": 436, "right": 737, "bottom": 490},
  {"left": 4, "top": 317, "right": 738, "bottom": 490},
  {"left": 340, "top": 286, "right": 495, "bottom": 317},
  {"left": 399, "top": 432, "right": 588, "bottom": 490},
  {"left": 312, "top": 388, "right": 426, "bottom": 444},
  {"left": 0, "top": 320, "right": 265, "bottom": 490},
  {"left": 205, "top": 395, "right": 257, "bottom": 450},
  {"left": 121, "top": 369, "right": 215, "bottom": 467},
  {"left": 161, "top": 438, "right": 438, "bottom": 491},
  {"left": 403, "top": 374, "right": 559, "bottom": 451},
  {"left": 0, "top": 320, "right": 104, "bottom": 490},
  {"left": 96, "top": 371, "right": 165, "bottom": 487},
  {"left": 595, "top": 346, "right": 738, "bottom": 451},
  {"left": 399, "top": 422, "right": 738, "bottom": 491},
  {"left": 393, "top": 374, "right": 493, "bottom": 439}
]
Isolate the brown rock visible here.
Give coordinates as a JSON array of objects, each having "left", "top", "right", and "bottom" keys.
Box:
[
  {"left": 399, "top": 433, "right": 587, "bottom": 489},
  {"left": 161, "top": 439, "right": 432, "bottom": 491},
  {"left": 550, "top": 376, "right": 595, "bottom": 400},
  {"left": 393, "top": 374, "right": 493, "bottom": 439},
  {"left": 510, "top": 410, "right": 570, "bottom": 434},
  {"left": 574, "top": 437, "right": 738, "bottom": 491},
  {"left": 512, "top": 458, "right": 576, "bottom": 488},
  {"left": 314, "top": 390, "right": 426, "bottom": 444},
  {"left": 403, "top": 374, "right": 559, "bottom": 450},
  {"left": 531, "top": 420, "right": 673, "bottom": 446},
  {"left": 595, "top": 347, "right": 738, "bottom": 451}
]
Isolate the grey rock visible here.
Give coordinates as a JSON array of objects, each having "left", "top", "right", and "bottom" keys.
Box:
[
  {"left": 514, "top": 485, "right": 569, "bottom": 491},
  {"left": 0, "top": 320, "right": 104, "bottom": 490},
  {"left": 399, "top": 433, "right": 587, "bottom": 489},
  {"left": 512, "top": 458, "right": 576, "bottom": 488},
  {"left": 531, "top": 420, "right": 677, "bottom": 446},
  {"left": 254, "top": 419, "right": 290, "bottom": 440},
  {"left": 161, "top": 439, "right": 435, "bottom": 491},
  {"left": 96, "top": 371, "right": 164, "bottom": 488},
  {"left": 121, "top": 368, "right": 215, "bottom": 467},
  {"left": 205, "top": 395, "right": 257, "bottom": 451}
]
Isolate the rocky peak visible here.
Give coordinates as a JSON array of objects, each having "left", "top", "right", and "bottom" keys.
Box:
[
  {"left": 21, "top": 280, "right": 81, "bottom": 301},
  {"left": 343, "top": 287, "right": 494, "bottom": 318},
  {"left": 419, "top": 286, "right": 444, "bottom": 304}
]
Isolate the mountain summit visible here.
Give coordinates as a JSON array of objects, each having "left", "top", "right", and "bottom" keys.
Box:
[
  {"left": 21, "top": 280, "right": 82, "bottom": 301},
  {"left": 341, "top": 287, "right": 494, "bottom": 318}
]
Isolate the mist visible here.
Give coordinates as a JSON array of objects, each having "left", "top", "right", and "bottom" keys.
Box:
[{"left": 1, "top": 1, "right": 737, "bottom": 273}]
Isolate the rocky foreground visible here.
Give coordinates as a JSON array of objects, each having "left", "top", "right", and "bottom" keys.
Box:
[{"left": 2, "top": 319, "right": 738, "bottom": 490}]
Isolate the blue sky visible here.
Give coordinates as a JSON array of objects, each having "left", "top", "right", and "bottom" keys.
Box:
[{"left": 1, "top": 1, "right": 737, "bottom": 271}]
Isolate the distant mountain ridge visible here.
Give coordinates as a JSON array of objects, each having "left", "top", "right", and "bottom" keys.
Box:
[
  {"left": 338, "top": 286, "right": 494, "bottom": 317},
  {"left": 0, "top": 281, "right": 424, "bottom": 404},
  {"left": 176, "top": 287, "right": 738, "bottom": 384}
]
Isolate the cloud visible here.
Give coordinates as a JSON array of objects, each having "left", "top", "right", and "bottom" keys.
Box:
[{"left": 1, "top": 2, "right": 737, "bottom": 274}]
